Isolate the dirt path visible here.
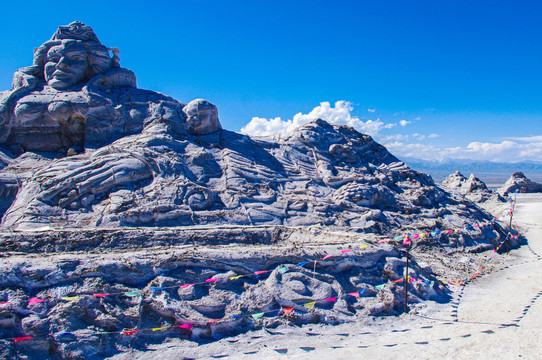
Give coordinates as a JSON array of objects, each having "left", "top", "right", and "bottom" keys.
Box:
[{"left": 230, "top": 194, "right": 542, "bottom": 359}]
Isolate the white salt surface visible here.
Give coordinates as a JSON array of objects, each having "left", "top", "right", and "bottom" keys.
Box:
[{"left": 114, "top": 194, "right": 542, "bottom": 359}]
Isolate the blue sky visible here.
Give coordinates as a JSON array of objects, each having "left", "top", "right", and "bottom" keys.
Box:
[{"left": 0, "top": 0, "right": 541, "bottom": 162}]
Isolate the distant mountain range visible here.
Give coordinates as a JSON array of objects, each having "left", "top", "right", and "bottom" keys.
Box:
[{"left": 400, "top": 158, "right": 542, "bottom": 186}]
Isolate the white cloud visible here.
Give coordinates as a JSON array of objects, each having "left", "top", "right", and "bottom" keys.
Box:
[
  {"left": 428, "top": 133, "right": 439, "bottom": 139},
  {"left": 240, "top": 101, "right": 395, "bottom": 137},
  {"left": 384, "top": 139, "right": 542, "bottom": 162},
  {"left": 399, "top": 120, "right": 411, "bottom": 127},
  {"left": 368, "top": 108, "right": 376, "bottom": 113}
]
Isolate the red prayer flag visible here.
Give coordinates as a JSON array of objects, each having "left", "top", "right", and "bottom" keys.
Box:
[
  {"left": 254, "top": 271, "right": 268, "bottom": 275},
  {"left": 393, "top": 278, "right": 404, "bottom": 283},
  {"left": 180, "top": 284, "right": 194, "bottom": 289},
  {"left": 348, "top": 291, "right": 360, "bottom": 297},
  {"left": 282, "top": 306, "right": 294, "bottom": 315},
  {"left": 13, "top": 336, "right": 33, "bottom": 342},
  {"left": 322, "top": 254, "right": 333, "bottom": 260},
  {"left": 122, "top": 330, "right": 140, "bottom": 336}
]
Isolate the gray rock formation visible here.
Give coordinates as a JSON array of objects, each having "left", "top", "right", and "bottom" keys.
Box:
[
  {"left": 441, "top": 170, "right": 503, "bottom": 203},
  {"left": 0, "top": 118, "right": 496, "bottom": 234},
  {"left": 0, "top": 21, "right": 219, "bottom": 155},
  {"left": 498, "top": 171, "right": 542, "bottom": 195},
  {"left": 0, "top": 22, "right": 514, "bottom": 360}
]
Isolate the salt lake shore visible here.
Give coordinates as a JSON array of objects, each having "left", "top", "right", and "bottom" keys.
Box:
[{"left": 117, "top": 193, "right": 542, "bottom": 359}]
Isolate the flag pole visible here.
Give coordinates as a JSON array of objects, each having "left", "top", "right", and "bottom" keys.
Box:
[{"left": 404, "top": 241, "right": 411, "bottom": 314}]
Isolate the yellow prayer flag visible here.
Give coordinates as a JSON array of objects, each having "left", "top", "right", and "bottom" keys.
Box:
[
  {"left": 152, "top": 327, "right": 168, "bottom": 331},
  {"left": 359, "top": 244, "right": 370, "bottom": 249},
  {"left": 61, "top": 296, "right": 79, "bottom": 301},
  {"left": 304, "top": 301, "right": 316, "bottom": 310}
]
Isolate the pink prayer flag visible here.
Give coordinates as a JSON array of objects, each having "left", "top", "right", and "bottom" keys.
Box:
[
  {"left": 448, "top": 230, "right": 454, "bottom": 234},
  {"left": 180, "top": 284, "right": 194, "bottom": 289},
  {"left": 341, "top": 249, "right": 352, "bottom": 254},
  {"left": 282, "top": 306, "right": 294, "bottom": 315},
  {"left": 324, "top": 297, "right": 337, "bottom": 302},
  {"left": 28, "top": 298, "right": 46, "bottom": 305},
  {"left": 377, "top": 239, "right": 388, "bottom": 244},
  {"left": 348, "top": 291, "right": 360, "bottom": 297},
  {"left": 92, "top": 293, "right": 109, "bottom": 298},
  {"left": 123, "top": 330, "right": 140, "bottom": 336},
  {"left": 322, "top": 254, "right": 333, "bottom": 260},
  {"left": 413, "top": 234, "right": 420, "bottom": 240},
  {"left": 179, "top": 324, "right": 194, "bottom": 330},
  {"left": 403, "top": 236, "right": 411, "bottom": 246},
  {"left": 254, "top": 271, "right": 268, "bottom": 275},
  {"left": 205, "top": 278, "right": 219, "bottom": 283},
  {"left": 207, "top": 319, "right": 220, "bottom": 323},
  {"left": 13, "top": 336, "right": 33, "bottom": 342},
  {"left": 0, "top": 301, "right": 10, "bottom": 304}
]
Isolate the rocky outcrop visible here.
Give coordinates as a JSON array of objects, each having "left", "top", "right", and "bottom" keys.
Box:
[
  {"left": 441, "top": 170, "right": 503, "bottom": 203},
  {"left": 498, "top": 172, "right": 542, "bottom": 195},
  {"left": 0, "top": 22, "right": 514, "bottom": 360}
]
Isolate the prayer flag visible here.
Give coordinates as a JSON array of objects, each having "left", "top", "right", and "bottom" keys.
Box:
[
  {"left": 341, "top": 249, "right": 352, "bottom": 254},
  {"left": 123, "top": 330, "right": 140, "bottom": 336},
  {"left": 375, "top": 284, "right": 385, "bottom": 291},
  {"left": 277, "top": 267, "right": 289, "bottom": 274},
  {"left": 232, "top": 315, "right": 244, "bottom": 318},
  {"left": 304, "top": 301, "right": 316, "bottom": 310},
  {"left": 205, "top": 278, "right": 219, "bottom": 283},
  {"left": 377, "top": 239, "right": 388, "bottom": 244},
  {"left": 28, "top": 298, "right": 46, "bottom": 305},
  {"left": 282, "top": 306, "right": 294, "bottom": 315},
  {"left": 251, "top": 312, "right": 265, "bottom": 319},
  {"left": 180, "top": 284, "right": 194, "bottom": 289},
  {"left": 124, "top": 291, "right": 140, "bottom": 297},
  {"left": 151, "top": 287, "right": 165, "bottom": 291},
  {"left": 394, "top": 236, "right": 404, "bottom": 241},
  {"left": 13, "top": 336, "right": 33, "bottom": 342},
  {"left": 297, "top": 261, "right": 310, "bottom": 266},
  {"left": 178, "top": 324, "right": 194, "bottom": 330},
  {"left": 230, "top": 275, "right": 244, "bottom": 280},
  {"left": 420, "top": 233, "right": 426, "bottom": 238},
  {"left": 403, "top": 236, "right": 411, "bottom": 246},
  {"left": 208, "top": 319, "right": 221, "bottom": 323},
  {"left": 413, "top": 234, "right": 419, "bottom": 240},
  {"left": 57, "top": 332, "right": 74, "bottom": 337},
  {"left": 393, "top": 278, "right": 404, "bottom": 283},
  {"left": 324, "top": 297, "right": 337, "bottom": 302},
  {"left": 92, "top": 293, "right": 109, "bottom": 298},
  {"left": 61, "top": 296, "right": 79, "bottom": 301},
  {"left": 0, "top": 301, "right": 10, "bottom": 304},
  {"left": 359, "top": 244, "right": 370, "bottom": 249},
  {"left": 152, "top": 327, "right": 168, "bottom": 331},
  {"left": 254, "top": 271, "right": 268, "bottom": 275},
  {"left": 322, "top": 254, "right": 333, "bottom": 260}
]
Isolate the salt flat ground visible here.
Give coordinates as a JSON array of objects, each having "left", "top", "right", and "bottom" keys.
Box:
[{"left": 119, "top": 194, "right": 542, "bottom": 359}]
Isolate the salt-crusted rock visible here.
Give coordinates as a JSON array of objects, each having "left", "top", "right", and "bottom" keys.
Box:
[
  {"left": 498, "top": 171, "right": 542, "bottom": 195},
  {"left": 441, "top": 170, "right": 502, "bottom": 203}
]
